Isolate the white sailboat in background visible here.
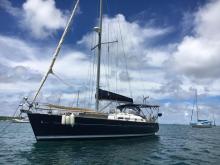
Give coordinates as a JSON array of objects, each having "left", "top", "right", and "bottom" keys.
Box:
[
  {"left": 12, "top": 118, "right": 29, "bottom": 123},
  {"left": 12, "top": 109, "right": 29, "bottom": 123},
  {"left": 190, "top": 89, "right": 213, "bottom": 128}
]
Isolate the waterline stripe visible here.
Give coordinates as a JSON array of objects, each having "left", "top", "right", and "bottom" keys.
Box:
[{"left": 36, "top": 133, "right": 155, "bottom": 140}]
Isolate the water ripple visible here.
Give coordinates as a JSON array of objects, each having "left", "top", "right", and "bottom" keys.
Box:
[{"left": 0, "top": 123, "right": 220, "bottom": 164}]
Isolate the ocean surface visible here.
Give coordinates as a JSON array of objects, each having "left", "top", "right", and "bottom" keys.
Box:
[{"left": 0, "top": 122, "right": 219, "bottom": 165}]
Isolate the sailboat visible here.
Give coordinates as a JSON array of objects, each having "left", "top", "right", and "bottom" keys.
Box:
[
  {"left": 12, "top": 104, "right": 29, "bottom": 123},
  {"left": 12, "top": 117, "right": 29, "bottom": 123},
  {"left": 19, "top": 0, "right": 162, "bottom": 141},
  {"left": 190, "top": 89, "right": 212, "bottom": 128}
]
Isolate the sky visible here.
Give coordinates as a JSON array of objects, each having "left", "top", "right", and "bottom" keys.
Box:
[{"left": 0, "top": 0, "right": 220, "bottom": 125}]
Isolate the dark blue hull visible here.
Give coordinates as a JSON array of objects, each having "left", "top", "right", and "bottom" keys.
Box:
[{"left": 27, "top": 113, "right": 159, "bottom": 141}]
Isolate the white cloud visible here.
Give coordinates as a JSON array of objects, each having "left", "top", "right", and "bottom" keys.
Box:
[
  {"left": 172, "top": 0, "right": 220, "bottom": 79},
  {"left": 160, "top": 0, "right": 220, "bottom": 124},
  {"left": 22, "top": 0, "right": 67, "bottom": 39},
  {"left": 0, "top": 0, "right": 21, "bottom": 16},
  {"left": 195, "top": 0, "right": 220, "bottom": 40},
  {"left": 79, "top": 14, "right": 170, "bottom": 45},
  {"left": 75, "top": 14, "right": 172, "bottom": 100},
  {"left": 0, "top": 35, "right": 36, "bottom": 63},
  {"left": 78, "top": 14, "right": 171, "bottom": 69},
  {"left": 0, "top": 0, "right": 68, "bottom": 39}
]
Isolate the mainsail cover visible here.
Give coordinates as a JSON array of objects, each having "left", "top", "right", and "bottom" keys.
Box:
[{"left": 97, "top": 89, "right": 133, "bottom": 103}]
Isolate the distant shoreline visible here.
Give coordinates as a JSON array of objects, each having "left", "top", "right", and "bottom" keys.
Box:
[{"left": 0, "top": 116, "right": 20, "bottom": 121}]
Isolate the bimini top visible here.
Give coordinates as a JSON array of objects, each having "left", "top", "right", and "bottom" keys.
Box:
[
  {"left": 117, "top": 103, "right": 159, "bottom": 111},
  {"left": 198, "top": 119, "right": 210, "bottom": 122}
]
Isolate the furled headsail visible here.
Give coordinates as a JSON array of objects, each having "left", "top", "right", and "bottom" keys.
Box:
[{"left": 96, "top": 89, "right": 133, "bottom": 103}]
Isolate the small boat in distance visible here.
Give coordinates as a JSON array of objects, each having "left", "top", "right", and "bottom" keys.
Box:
[
  {"left": 12, "top": 110, "right": 29, "bottom": 123},
  {"left": 190, "top": 120, "right": 212, "bottom": 128},
  {"left": 18, "top": 0, "right": 162, "bottom": 141},
  {"left": 190, "top": 89, "right": 213, "bottom": 128},
  {"left": 12, "top": 118, "right": 29, "bottom": 123}
]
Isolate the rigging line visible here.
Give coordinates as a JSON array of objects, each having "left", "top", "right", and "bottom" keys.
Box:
[
  {"left": 117, "top": 18, "right": 133, "bottom": 98},
  {"left": 71, "top": 92, "right": 77, "bottom": 107},
  {"left": 191, "top": 90, "right": 196, "bottom": 121},
  {"left": 89, "top": 58, "right": 93, "bottom": 106},
  {"left": 52, "top": 73, "right": 75, "bottom": 89},
  {"left": 88, "top": 32, "right": 95, "bottom": 107},
  {"left": 107, "top": 21, "right": 110, "bottom": 91},
  {"left": 91, "top": 32, "right": 97, "bottom": 106},
  {"left": 88, "top": 58, "right": 92, "bottom": 107},
  {"left": 138, "top": 67, "right": 148, "bottom": 100},
  {"left": 88, "top": 34, "right": 99, "bottom": 108},
  {"left": 86, "top": 31, "right": 98, "bottom": 108},
  {"left": 101, "top": 23, "right": 106, "bottom": 90},
  {"left": 135, "top": 49, "right": 148, "bottom": 98},
  {"left": 90, "top": 32, "right": 97, "bottom": 106},
  {"left": 0, "top": 101, "right": 22, "bottom": 134},
  {"left": 116, "top": 40, "right": 118, "bottom": 94},
  {"left": 106, "top": 0, "right": 120, "bottom": 94},
  {"left": 103, "top": 43, "right": 109, "bottom": 91},
  {"left": 90, "top": 37, "right": 97, "bottom": 107},
  {"left": 90, "top": 49, "right": 96, "bottom": 108},
  {"left": 99, "top": 101, "right": 113, "bottom": 112},
  {"left": 87, "top": 32, "right": 94, "bottom": 107},
  {"left": 81, "top": 77, "right": 88, "bottom": 108},
  {"left": 106, "top": 0, "right": 116, "bottom": 93},
  {"left": 106, "top": 0, "right": 111, "bottom": 16}
]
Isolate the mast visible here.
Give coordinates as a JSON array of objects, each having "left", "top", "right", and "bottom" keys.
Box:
[
  {"left": 195, "top": 89, "right": 199, "bottom": 121},
  {"left": 32, "top": 0, "right": 80, "bottom": 103},
  {"left": 190, "top": 109, "right": 194, "bottom": 122},
  {"left": 95, "top": 0, "right": 103, "bottom": 111},
  {"left": 76, "top": 90, "right": 80, "bottom": 107},
  {"left": 190, "top": 91, "right": 196, "bottom": 122},
  {"left": 213, "top": 113, "right": 216, "bottom": 126}
]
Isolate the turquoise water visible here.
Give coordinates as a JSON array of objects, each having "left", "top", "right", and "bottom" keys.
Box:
[{"left": 0, "top": 122, "right": 219, "bottom": 165}]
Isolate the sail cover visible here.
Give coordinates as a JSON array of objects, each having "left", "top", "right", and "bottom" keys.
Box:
[{"left": 97, "top": 89, "right": 133, "bottom": 103}]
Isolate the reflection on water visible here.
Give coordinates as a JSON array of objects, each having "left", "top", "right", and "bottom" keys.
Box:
[{"left": 27, "top": 136, "right": 160, "bottom": 164}]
